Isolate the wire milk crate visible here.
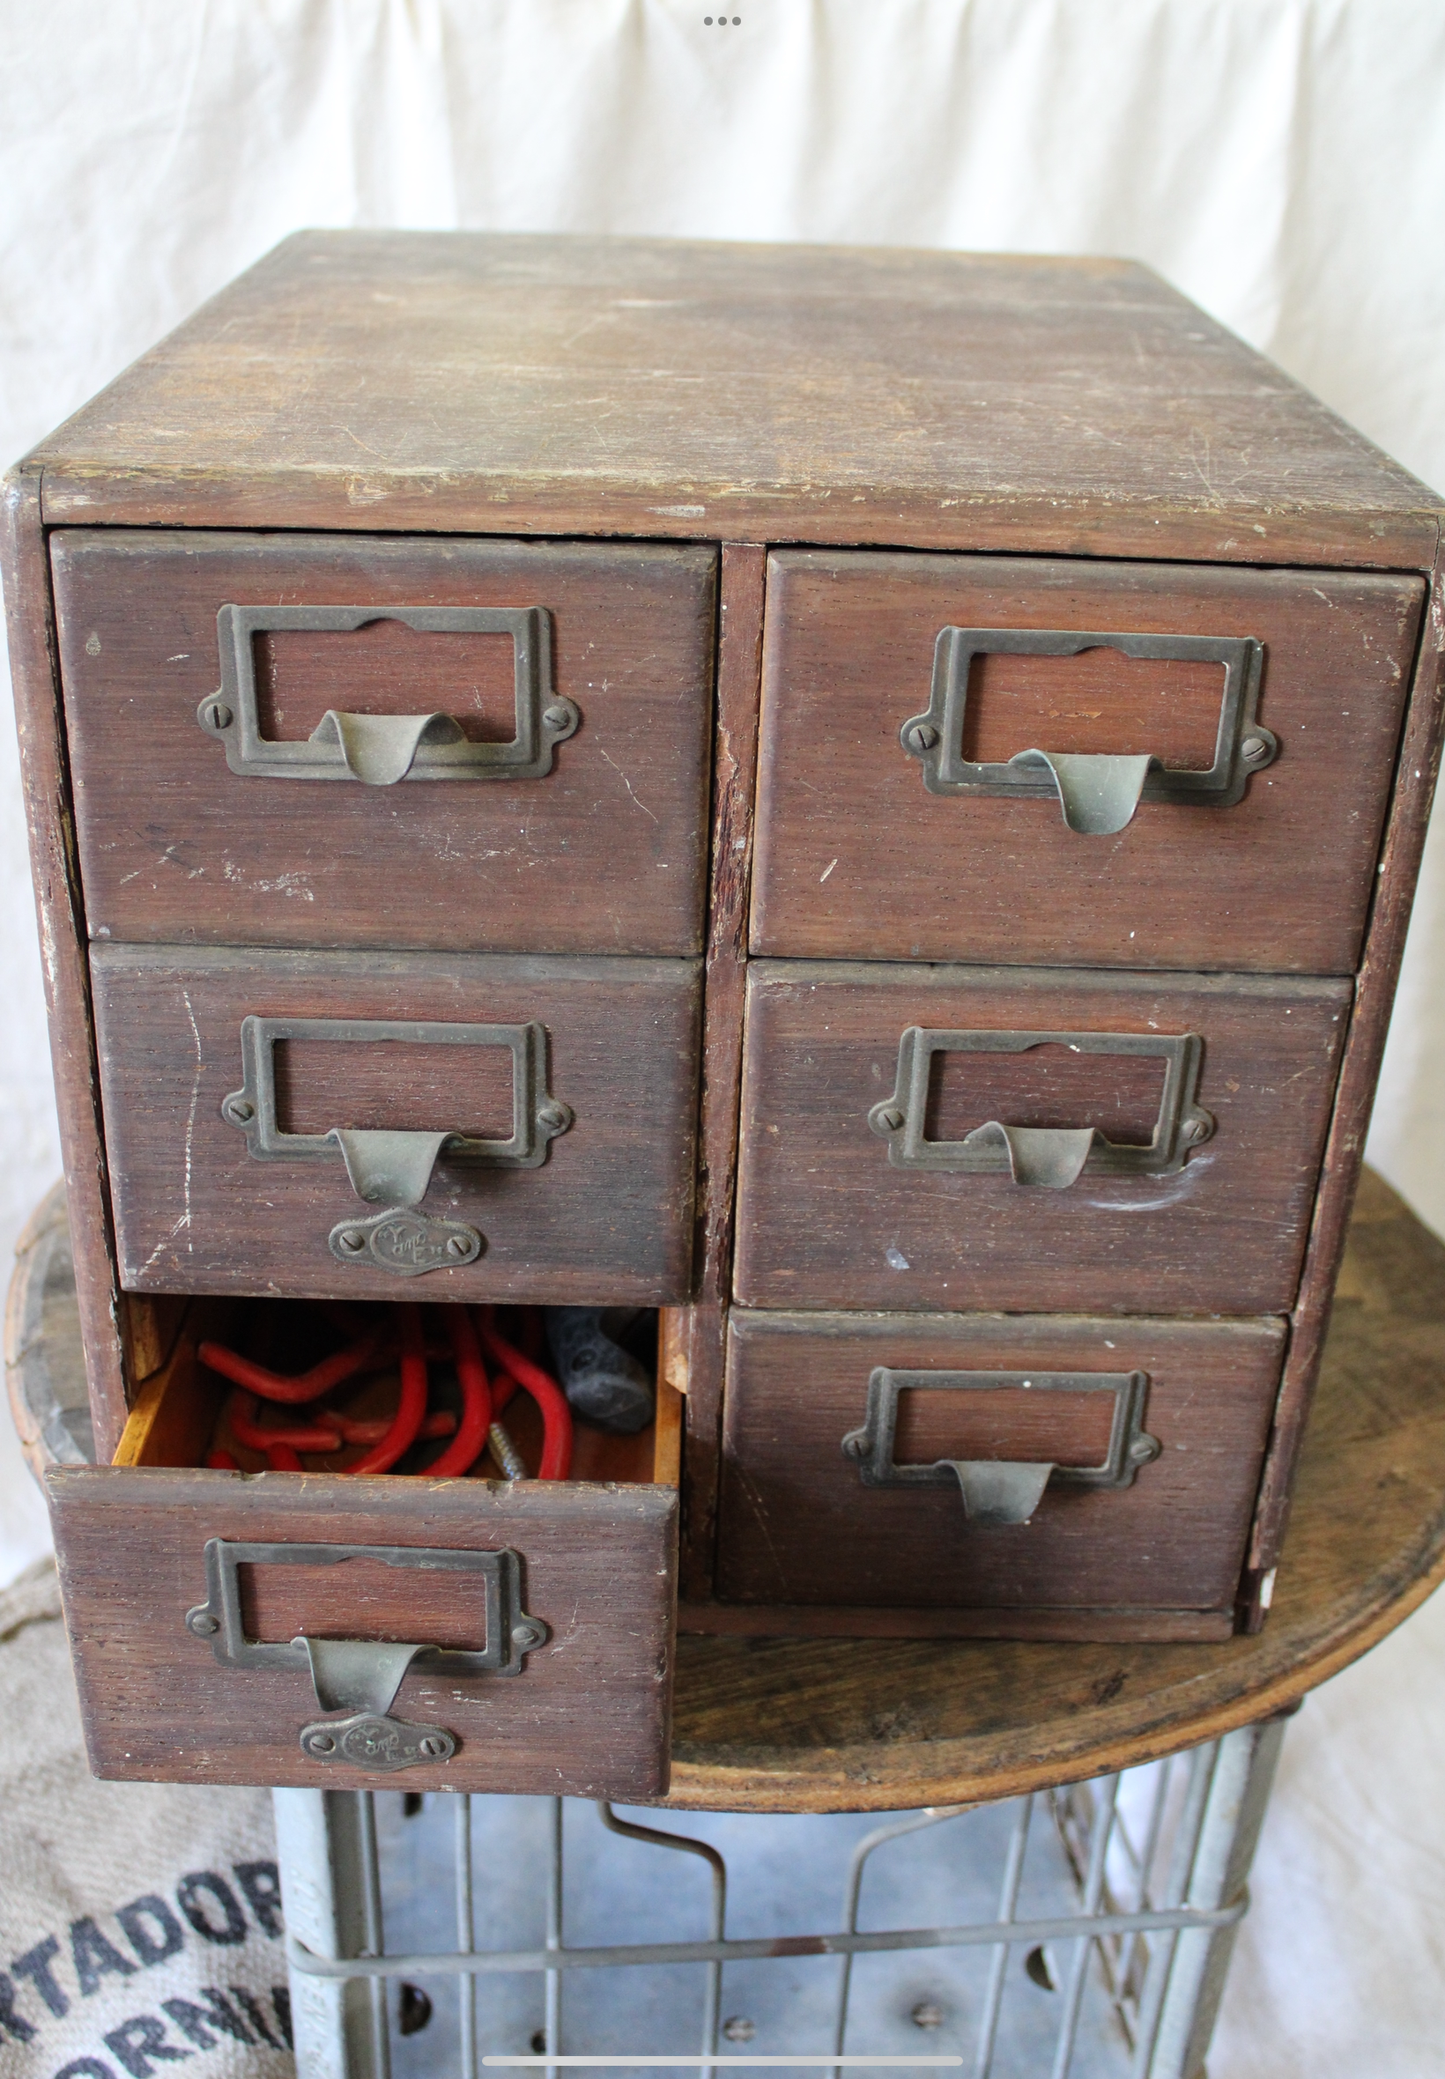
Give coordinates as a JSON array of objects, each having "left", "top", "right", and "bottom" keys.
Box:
[{"left": 275, "top": 1714, "right": 1284, "bottom": 2079}]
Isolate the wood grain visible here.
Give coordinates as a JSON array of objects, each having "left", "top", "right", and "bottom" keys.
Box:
[
  {"left": 750, "top": 552, "right": 1424, "bottom": 975},
  {"left": 681, "top": 544, "right": 766, "bottom": 1597},
  {"left": 26, "top": 233, "right": 1443, "bottom": 570},
  {"left": 1, "top": 467, "right": 128, "bottom": 1456},
  {"left": 734, "top": 962, "right": 1351, "bottom": 1316},
  {"left": 91, "top": 945, "right": 701, "bottom": 1303},
  {"left": 716, "top": 1310, "right": 1283, "bottom": 1616},
  {"left": 1244, "top": 537, "right": 1445, "bottom": 1595},
  {"left": 47, "top": 1465, "right": 678, "bottom": 1798},
  {"left": 660, "top": 1169, "right": 1445, "bottom": 1811},
  {"left": 52, "top": 531, "right": 716, "bottom": 957}
]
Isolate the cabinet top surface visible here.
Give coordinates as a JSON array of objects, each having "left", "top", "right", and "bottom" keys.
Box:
[{"left": 21, "top": 230, "right": 1443, "bottom": 565}]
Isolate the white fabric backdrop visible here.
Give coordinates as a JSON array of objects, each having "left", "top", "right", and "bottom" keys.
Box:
[{"left": 1, "top": 5, "right": 1443, "bottom": 2071}]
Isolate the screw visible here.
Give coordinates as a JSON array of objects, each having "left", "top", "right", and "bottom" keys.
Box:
[
  {"left": 188, "top": 1610, "right": 219, "bottom": 1636},
  {"left": 306, "top": 1732, "right": 337, "bottom": 1754},
  {"left": 225, "top": 1098, "right": 255, "bottom": 1124},
  {"left": 878, "top": 1105, "right": 904, "bottom": 1131},
  {"left": 722, "top": 2019, "right": 756, "bottom": 2044},
  {"left": 538, "top": 1099, "right": 570, "bottom": 1130},
  {"left": 1182, "top": 1115, "right": 1212, "bottom": 1144},
  {"left": 418, "top": 1734, "right": 450, "bottom": 1758},
  {"left": 200, "top": 700, "right": 233, "bottom": 732},
  {"left": 446, "top": 1234, "right": 472, "bottom": 1259},
  {"left": 542, "top": 702, "right": 574, "bottom": 732},
  {"left": 911, "top": 2000, "right": 945, "bottom": 2031},
  {"left": 1240, "top": 733, "right": 1271, "bottom": 764},
  {"left": 337, "top": 1228, "right": 367, "bottom": 1254},
  {"left": 906, "top": 722, "right": 940, "bottom": 754}
]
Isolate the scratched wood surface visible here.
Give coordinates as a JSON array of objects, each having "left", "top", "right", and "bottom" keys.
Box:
[
  {"left": 733, "top": 962, "right": 1352, "bottom": 1317},
  {"left": 23, "top": 234, "right": 1442, "bottom": 568},
  {"left": 51, "top": 530, "right": 716, "bottom": 957},
  {"left": 90, "top": 944, "right": 701, "bottom": 1304},
  {"left": 750, "top": 552, "right": 1425, "bottom": 975},
  {"left": 660, "top": 1167, "right": 1445, "bottom": 1810}
]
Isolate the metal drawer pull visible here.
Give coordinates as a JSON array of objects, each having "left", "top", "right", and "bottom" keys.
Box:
[
  {"left": 221, "top": 1015, "right": 572, "bottom": 1274},
  {"left": 185, "top": 1537, "right": 547, "bottom": 1771},
  {"left": 900, "top": 626, "right": 1275, "bottom": 834},
  {"left": 196, "top": 604, "right": 578, "bottom": 783},
  {"left": 868, "top": 1027, "right": 1213, "bottom": 1186},
  {"left": 842, "top": 1368, "right": 1160, "bottom": 1527}
]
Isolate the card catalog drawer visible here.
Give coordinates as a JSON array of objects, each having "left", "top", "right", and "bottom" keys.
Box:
[
  {"left": 92, "top": 945, "right": 701, "bottom": 1303},
  {"left": 53, "top": 531, "right": 716, "bottom": 956},
  {"left": 733, "top": 961, "right": 1349, "bottom": 1315},
  {"left": 750, "top": 551, "right": 1423, "bottom": 973},
  {"left": 717, "top": 1310, "right": 1284, "bottom": 1616}
]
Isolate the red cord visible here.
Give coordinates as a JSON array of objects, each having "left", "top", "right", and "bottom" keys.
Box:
[
  {"left": 199, "top": 1332, "right": 385, "bottom": 1404},
  {"left": 346, "top": 1303, "right": 429, "bottom": 1475},
  {"left": 474, "top": 1312, "right": 573, "bottom": 1479},
  {"left": 328, "top": 1409, "right": 457, "bottom": 1446},
  {"left": 207, "top": 1448, "right": 239, "bottom": 1471},
  {"left": 266, "top": 1443, "right": 304, "bottom": 1471},
  {"left": 425, "top": 1308, "right": 493, "bottom": 1477},
  {"left": 226, "top": 1389, "right": 342, "bottom": 1455}
]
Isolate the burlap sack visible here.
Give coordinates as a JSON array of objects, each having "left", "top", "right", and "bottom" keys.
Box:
[{"left": 0, "top": 1560, "right": 291, "bottom": 2078}]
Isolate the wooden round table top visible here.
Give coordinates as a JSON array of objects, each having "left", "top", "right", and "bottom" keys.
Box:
[{"left": 663, "top": 1169, "right": 1445, "bottom": 1811}]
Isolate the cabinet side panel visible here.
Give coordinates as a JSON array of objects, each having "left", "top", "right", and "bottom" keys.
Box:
[
  {"left": 1, "top": 467, "right": 126, "bottom": 1454},
  {"left": 1246, "top": 537, "right": 1445, "bottom": 1602}
]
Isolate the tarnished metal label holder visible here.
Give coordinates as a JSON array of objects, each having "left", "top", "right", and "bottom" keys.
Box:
[
  {"left": 221, "top": 1014, "right": 573, "bottom": 1274},
  {"left": 196, "top": 604, "right": 579, "bottom": 785},
  {"left": 842, "top": 1367, "right": 1161, "bottom": 1526},
  {"left": 900, "top": 626, "right": 1275, "bottom": 835},
  {"left": 184, "top": 1537, "right": 547, "bottom": 1770},
  {"left": 868, "top": 1027, "right": 1213, "bottom": 1189}
]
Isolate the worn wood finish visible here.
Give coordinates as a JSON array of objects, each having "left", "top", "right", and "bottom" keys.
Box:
[
  {"left": 47, "top": 1464, "right": 678, "bottom": 1797},
  {"left": 52, "top": 531, "right": 716, "bottom": 957},
  {"left": 1, "top": 469, "right": 128, "bottom": 1456},
  {"left": 681, "top": 544, "right": 767, "bottom": 1597},
  {"left": 716, "top": 1310, "right": 1282, "bottom": 1620},
  {"left": 751, "top": 553, "right": 1424, "bottom": 975},
  {"left": 91, "top": 945, "right": 701, "bottom": 1302},
  {"left": 1244, "top": 538, "right": 1445, "bottom": 1602},
  {"left": 661, "top": 1170, "right": 1445, "bottom": 1811},
  {"left": 735, "top": 962, "right": 1350, "bottom": 1316},
  {"left": 26, "top": 234, "right": 1442, "bottom": 570}
]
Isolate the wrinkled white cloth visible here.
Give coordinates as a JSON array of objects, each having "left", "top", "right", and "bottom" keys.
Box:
[
  {"left": 1, "top": 7, "right": 1444, "bottom": 2075},
  {"left": 0, "top": 1562, "right": 290, "bottom": 2079}
]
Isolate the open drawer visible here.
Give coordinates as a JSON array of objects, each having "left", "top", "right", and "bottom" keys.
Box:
[{"left": 46, "top": 1300, "right": 683, "bottom": 1798}]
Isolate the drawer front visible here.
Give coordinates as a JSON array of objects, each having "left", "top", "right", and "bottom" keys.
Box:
[
  {"left": 92, "top": 945, "right": 700, "bottom": 1301},
  {"left": 53, "top": 530, "right": 716, "bottom": 956},
  {"left": 734, "top": 962, "right": 1349, "bottom": 1314},
  {"left": 48, "top": 1466, "right": 677, "bottom": 1795},
  {"left": 718, "top": 1311, "right": 1284, "bottom": 1611},
  {"left": 750, "top": 551, "right": 1424, "bottom": 972}
]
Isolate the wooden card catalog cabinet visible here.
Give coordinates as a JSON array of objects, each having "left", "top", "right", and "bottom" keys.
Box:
[{"left": 6, "top": 233, "right": 1442, "bottom": 1795}]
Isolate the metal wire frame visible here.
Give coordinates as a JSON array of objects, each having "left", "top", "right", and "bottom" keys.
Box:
[{"left": 275, "top": 1715, "right": 1287, "bottom": 2079}]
